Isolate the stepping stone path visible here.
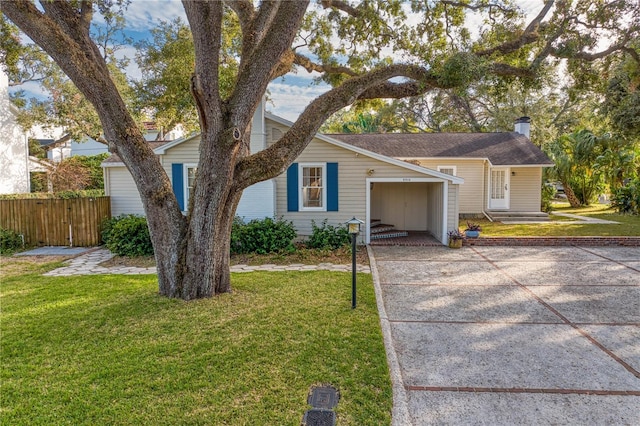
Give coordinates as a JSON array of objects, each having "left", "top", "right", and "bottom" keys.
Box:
[{"left": 43, "top": 248, "right": 370, "bottom": 276}]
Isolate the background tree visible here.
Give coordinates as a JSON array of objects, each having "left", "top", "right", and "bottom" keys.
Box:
[
  {"left": 133, "top": 13, "right": 240, "bottom": 136},
  {"left": 3, "top": 8, "right": 140, "bottom": 143},
  {"left": 594, "top": 136, "right": 638, "bottom": 193},
  {"left": 3, "top": 0, "right": 638, "bottom": 299},
  {"left": 546, "top": 129, "right": 607, "bottom": 207},
  {"left": 320, "top": 99, "right": 415, "bottom": 133}
]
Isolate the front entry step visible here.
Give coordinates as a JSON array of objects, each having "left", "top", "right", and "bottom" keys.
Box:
[
  {"left": 371, "top": 230, "right": 409, "bottom": 240},
  {"left": 370, "top": 220, "right": 408, "bottom": 240},
  {"left": 370, "top": 224, "right": 396, "bottom": 234}
]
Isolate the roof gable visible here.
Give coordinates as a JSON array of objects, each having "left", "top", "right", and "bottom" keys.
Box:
[{"left": 265, "top": 113, "right": 463, "bottom": 183}]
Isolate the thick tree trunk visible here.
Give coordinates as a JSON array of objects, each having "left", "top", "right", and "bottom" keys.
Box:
[
  {"left": 562, "top": 182, "right": 582, "bottom": 208},
  {"left": 154, "top": 120, "right": 246, "bottom": 299},
  {"left": 179, "top": 192, "right": 240, "bottom": 299}
]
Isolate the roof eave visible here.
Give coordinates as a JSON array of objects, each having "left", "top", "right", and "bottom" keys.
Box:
[
  {"left": 153, "top": 133, "right": 200, "bottom": 154},
  {"left": 265, "top": 113, "right": 464, "bottom": 184}
]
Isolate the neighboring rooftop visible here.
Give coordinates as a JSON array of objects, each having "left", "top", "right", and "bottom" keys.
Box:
[
  {"left": 327, "top": 132, "right": 554, "bottom": 166},
  {"left": 101, "top": 141, "right": 171, "bottom": 163}
]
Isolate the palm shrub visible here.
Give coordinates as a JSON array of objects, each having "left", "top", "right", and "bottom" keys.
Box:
[
  {"left": 307, "top": 219, "right": 350, "bottom": 250},
  {"left": 101, "top": 214, "right": 154, "bottom": 256},
  {"left": 545, "top": 129, "right": 605, "bottom": 207}
]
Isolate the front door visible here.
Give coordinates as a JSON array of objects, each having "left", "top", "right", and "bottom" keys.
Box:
[{"left": 489, "top": 168, "right": 510, "bottom": 209}]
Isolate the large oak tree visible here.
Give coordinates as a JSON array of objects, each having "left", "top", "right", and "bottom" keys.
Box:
[{"left": 2, "top": 0, "right": 638, "bottom": 299}]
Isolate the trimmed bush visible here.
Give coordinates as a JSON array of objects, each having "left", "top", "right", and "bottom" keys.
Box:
[
  {"left": 0, "top": 228, "right": 23, "bottom": 254},
  {"left": 611, "top": 178, "right": 640, "bottom": 215},
  {"left": 101, "top": 215, "right": 154, "bottom": 256},
  {"left": 307, "top": 219, "right": 350, "bottom": 250},
  {"left": 231, "top": 216, "right": 296, "bottom": 254}
]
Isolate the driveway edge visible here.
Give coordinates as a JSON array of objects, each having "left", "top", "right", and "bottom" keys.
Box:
[{"left": 366, "top": 245, "right": 412, "bottom": 426}]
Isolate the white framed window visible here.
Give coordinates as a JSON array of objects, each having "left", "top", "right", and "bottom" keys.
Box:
[
  {"left": 183, "top": 164, "right": 197, "bottom": 209},
  {"left": 437, "top": 165, "right": 457, "bottom": 176},
  {"left": 299, "top": 163, "right": 326, "bottom": 211}
]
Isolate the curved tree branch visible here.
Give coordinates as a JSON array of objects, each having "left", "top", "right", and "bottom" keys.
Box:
[
  {"left": 182, "top": 1, "right": 224, "bottom": 134},
  {"left": 224, "top": 0, "right": 254, "bottom": 33},
  {"left": 439, "top": 1, "right": 512, "bottom": 14},
  {"left": 551, "top": 39, "right": 634, "bottom": 62},
  {"left": 475, "top": 0, "right": 554, "bottom": 57},
  {"left": 293, "top": 52, "right": 358, "bottom": 76},
  {"left": 320, "top": 0, "right": 360, "bottom": 17},
  {"left": 229, "top": 1, "right": 309, "bottom": 127},
  {"left": 233, "top": 64, "right": 437, "bottom": 189},
  {"left": 2, "top": 0, "right": 185, "bottom": 232}
]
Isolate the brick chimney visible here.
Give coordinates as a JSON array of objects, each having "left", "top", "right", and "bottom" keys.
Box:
[{"left": 514, "top": 116, "right": 531, "bottom": 138}]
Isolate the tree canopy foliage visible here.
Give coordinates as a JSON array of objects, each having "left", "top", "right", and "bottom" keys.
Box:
[{"left": 2, "top": 0, "right": 639, "bottom": 299}]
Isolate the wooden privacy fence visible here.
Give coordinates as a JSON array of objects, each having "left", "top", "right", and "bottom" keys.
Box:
[{"left": 0, "top": 197, "right": 111, "bottom": 247}]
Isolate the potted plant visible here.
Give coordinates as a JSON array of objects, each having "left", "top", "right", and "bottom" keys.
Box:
[
  {"left": 464, "top": 221, "right": 482, "bottom": 238},
  {"left": 447, "top": 229, "right": 464, "bottom": 248}
]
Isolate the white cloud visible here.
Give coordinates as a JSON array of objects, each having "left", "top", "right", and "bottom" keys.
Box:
[
  {"left": 123, "top": 0, "right": 187, "bottom": 31},
  {"left": 8, "top": 80, "right": 48, "bottom": 99},
  {"left": 116, "top": 45, "right": 143, "bottom": 81},
  {"left": 267, "top": 79, "right": 331, "bottom": 121}
]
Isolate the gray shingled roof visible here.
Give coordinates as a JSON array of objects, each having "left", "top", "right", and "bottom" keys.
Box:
[
  {"left": 327, "top": 132, "right": 553, "bottom": 166},
  {"left": 102, "top": 141, "right": 171, "bottom": 163}
]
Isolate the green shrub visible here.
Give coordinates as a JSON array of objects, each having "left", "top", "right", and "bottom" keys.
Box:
[
  {"left": 231, "top": 216, "right": 296, "bottom": 254},
  {"left": 0, "top": 228, "right": 23, "bottom": 254},
  {"left": 307, "top": 219, "right": 350, "bottom": 250},
  {"left": 101, "top": 214, "right": 154, "bottom": 256},
  {"left": 611, "top": 178, "right": 640, "bottom": 215},
  {"left": 541, "top": 183, "right": 557, "bottom": 213}
]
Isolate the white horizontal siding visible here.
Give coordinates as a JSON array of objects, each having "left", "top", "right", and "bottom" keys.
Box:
[
  {"left": 510, "top": 167, "right": 542, "bottom": 211},
  {"left": 159, "top": 137, "right": 201, "bottom": 177},
  {"left": 447, "top": 184, "right": 459, "bottom": 231},
  {"left": 416, "top": 159, "right": 484, "bottom": 214},
  {"left": 105, "top": 167, "right": 145, "bottom": 216},
  {"left": 275, "top": 136, "right": 439, "bottom": 236},
  {"left": 237, "top": 180, "right": 275, "bottom": 220}
]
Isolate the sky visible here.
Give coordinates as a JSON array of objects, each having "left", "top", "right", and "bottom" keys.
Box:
[
  {"left": 10, "top": 1, "right": 547, "bottom": 123},
  {"left": 116, "top": 1, "right": 333, "bottom": 121}
]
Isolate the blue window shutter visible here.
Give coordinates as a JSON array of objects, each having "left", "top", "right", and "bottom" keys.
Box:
[
  {"left": 327, "top": 162, "right": 338, "bottom": 211},
  {"left": 172, "top": 163, "right": 185, "bottom": 211},
  {"left": 287, "top": 163, "right": 299, "bottom": 211}
]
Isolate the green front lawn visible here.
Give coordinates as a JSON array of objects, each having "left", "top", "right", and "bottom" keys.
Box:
[
  {"left": 1, "top": 261, "right": 391, "bottom": 425},
  {"left": 461, "top": 203, "right": 640, "bottom": 237}
]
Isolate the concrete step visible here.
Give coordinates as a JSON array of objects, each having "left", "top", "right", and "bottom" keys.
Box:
[
  {"left": 499, "top": 217, "right": 551, "bottom": 223},
  {"left": 487, "top": 211, "right": 550, "bottom": 222},
  {"left": 370, "top": 224, "right": 396, "bottom": 234},
  {"left": 370, "top": 230, "right": 409, "bottom": 240},
  {"left": 487, "top": 211, "right": 549, "bottom": 219}
]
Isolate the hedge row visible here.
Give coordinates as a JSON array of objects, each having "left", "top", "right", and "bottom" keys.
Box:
[{"left": 100, "top": 215, "right": 351, "bottom": 257}]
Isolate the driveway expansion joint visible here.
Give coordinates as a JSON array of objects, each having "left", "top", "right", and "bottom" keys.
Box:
[
  {"left": 470, "top": 246, "right": 640, "bottom": 380},
  {"left": 371, "top": 245, "right": 640, "bottom": 424}
]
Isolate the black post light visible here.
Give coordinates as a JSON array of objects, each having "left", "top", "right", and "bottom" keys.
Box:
[{"left": 345, "top": 217, "right": 364, "bottom": 309}]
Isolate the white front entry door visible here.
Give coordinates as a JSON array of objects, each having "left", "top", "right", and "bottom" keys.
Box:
[{"left": 489, "top": 168, "right": 510, "bottom": 209}]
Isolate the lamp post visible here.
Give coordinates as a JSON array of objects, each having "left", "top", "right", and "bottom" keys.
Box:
[{"left": 346, "top": 217, "right": 364, "bottom": 309}]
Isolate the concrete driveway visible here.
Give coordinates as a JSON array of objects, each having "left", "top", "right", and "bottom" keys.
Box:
[{"left": 368, "top": 245, "right": 640, "bottom": 425}]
